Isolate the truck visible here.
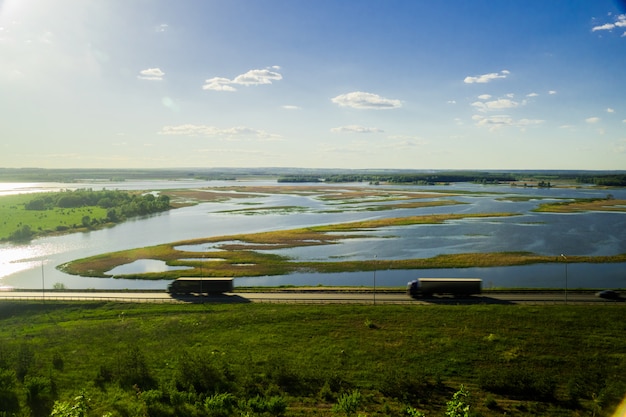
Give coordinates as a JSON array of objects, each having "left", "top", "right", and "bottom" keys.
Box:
[
  {"left": 407, "top": 278, "right": 482, "bottom": 298},
  {"left": 167, "top": 277, "right": 234, "bottom": 296}
]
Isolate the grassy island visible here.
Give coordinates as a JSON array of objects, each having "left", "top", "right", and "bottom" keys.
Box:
[{"left": 58, "top": 212, "right": 626, "bottom": 280}]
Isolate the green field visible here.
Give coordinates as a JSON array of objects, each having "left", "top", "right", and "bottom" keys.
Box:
[
  {"left": 0, "top": 302, "right": 624, "bottom": 416},
  {"left": 0, "top": 194, "right": 109, "bottom": 240},
  {"left": 0, "top": 190, "right": 170, "bottom": 242}
]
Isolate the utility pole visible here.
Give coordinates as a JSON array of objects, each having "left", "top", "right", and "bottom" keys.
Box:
[
  {"left": 41, "top": 260, "right": 45, "bottom": 303},
  {"left": 373, "top": 255, "right": 377, "bottom": 305},
  {"left": 560, "top": 254, "right": 568, "bottom": 304}
]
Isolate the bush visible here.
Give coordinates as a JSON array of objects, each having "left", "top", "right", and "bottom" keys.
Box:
[
  {"left": 0, "top": 368, "right": 19, "bottom": 413},
  {"left": 8, "top": 225, "right": 33, "bottom": 241},
  {"left": 204, "top": 392, "right": 237, "bottom": 417},
  {"left": 242, "top": 395, "right": 287, "bottom": 416},
  {"left": 445, "top": 385, "right": 471, "bottom": 417},
  {"left": 333, "top": 389, "right": 362, "bottom": 416},
  {"left": 174, "top": 350, "right": 233, "bottom": 394},
  {"left": 116, "top": 345, "right": 155, "bottom": 390}
]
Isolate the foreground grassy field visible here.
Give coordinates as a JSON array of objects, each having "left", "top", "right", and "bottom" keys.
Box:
[{"left": 0, "top": 302, "right": 624, "bottom": 417}]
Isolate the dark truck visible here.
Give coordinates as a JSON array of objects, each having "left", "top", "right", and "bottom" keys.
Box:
[
  {"left": 167, "top": 277, "right": 234, "bottom": 296},
  {"left": 407, "top": 278, "right": 482, "bottom": 298}
]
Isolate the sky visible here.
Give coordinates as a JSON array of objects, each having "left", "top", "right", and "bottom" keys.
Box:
[{"left": 1, "top": 0, "right": 625, "bottom": 171}]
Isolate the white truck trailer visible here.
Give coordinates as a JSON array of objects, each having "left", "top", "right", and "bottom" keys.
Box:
[
  {"left": 167, "top": 277, "right": 234, "bottom": 295},
  {"left": 407, "top": 278, "right": 482, "bottom": 298}
]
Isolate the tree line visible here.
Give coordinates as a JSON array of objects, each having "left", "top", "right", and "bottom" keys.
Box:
[
  {"left": 278, "top": 172, "right": 517, "bottom": 184},
  {"left": 25, "top": 189, "right": 170, "bottom": 218}
]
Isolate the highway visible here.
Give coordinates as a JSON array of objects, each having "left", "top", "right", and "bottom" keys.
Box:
[{"left": 0, "top": 290, "right": 623, "bottom": 305}]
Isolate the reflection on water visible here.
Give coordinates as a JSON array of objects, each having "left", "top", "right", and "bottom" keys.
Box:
[
  {"left": 235, "top": 263, "right": 626, "bottom": 290},
  {"left": 106, "top": 259, "right": 192, "bottom": 275}
]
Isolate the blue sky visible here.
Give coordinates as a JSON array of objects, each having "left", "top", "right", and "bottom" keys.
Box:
[{"left": 1, "top": 0, "right": 625, "bottom": 170}]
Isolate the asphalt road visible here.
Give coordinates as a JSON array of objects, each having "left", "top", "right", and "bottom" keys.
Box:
[{"left": 0, "top": 290, "right": 623, "bottom": 305}]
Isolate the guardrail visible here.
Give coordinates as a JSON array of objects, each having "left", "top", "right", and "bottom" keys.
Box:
[{"left": 0, "top": 293, "right": 624, "bottom": 305}]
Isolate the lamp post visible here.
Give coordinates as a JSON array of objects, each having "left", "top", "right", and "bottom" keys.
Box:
[
  {"left": 560, "top": 254, "right": 568, "bottom": 304},
  {"left": 373, "top": 255, "right": 377, "bottom": 305},
  {"left": 41, "top": 260, "right": 45, "bottom": 303}
]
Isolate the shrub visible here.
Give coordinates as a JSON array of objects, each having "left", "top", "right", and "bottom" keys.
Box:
[
  {"left": 333, "top": 389, "right": 362, "bottom": 416},
  {"left": 243, "top": 395, "right": 287, "bottom": 416},
  {"left": 174, "top": 350, "right": 233, "bottom": 394},
  {"left": 0, "top": 368, "right": 19, "bottom": 414},
  {"left": 204, "top": 392, "right": 237, "bottom": 417},
  {"left": 8, "top": 224, "right": 33, "bottom": 241},
  {"left": 116, "top": 345, "right": 155, "bottom": 390},
  {"left": 445, "top": 385, "right": 471, "bottom": 417}
]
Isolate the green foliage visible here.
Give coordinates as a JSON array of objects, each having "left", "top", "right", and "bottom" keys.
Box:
[
  {"left": 0, "top": 368, "right": 19, "bottom": 414},
  {"left": 406, "top": 405, "right": 426, "bottom": 417},
  {"left": 333, "top": 389, "right": 362, "bottom": 416},
  {"left": 50, "top": 391, "right": 112, "bottom": 417},
  {"left": 445, "top": 385, "right": 471, "bottom": 417},
  {"left": 0, "top": 189, "right": 171, "bottom": 241},
  {"left": 0, "top": 303, "right": 623, "bottom": 416},
  {"left": 116, "top": 345, "right": 155, "bottom": 390},
  {"left": 174, "top": 349, "right": 233, "bottom": 395},
  {"left": 241, "top": 395, "right": 287, "bottom": 416},
  {"left": 204, "top": 392, "right": 237, "bottom": 417},
  {"left": 8, "top": 224, "right": 34, "bottom": 241}
]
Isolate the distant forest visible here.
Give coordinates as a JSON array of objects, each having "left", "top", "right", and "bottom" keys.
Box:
[{"left": 0, "top": 167, "right": 625, "bottom": 186}]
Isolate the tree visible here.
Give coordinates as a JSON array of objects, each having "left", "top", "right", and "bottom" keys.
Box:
[{"left": 9, "top": 224, "right": 34, "bottom": 241}]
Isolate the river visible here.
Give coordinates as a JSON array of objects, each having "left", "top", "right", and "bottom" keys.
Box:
[{"left": 1, "top": 180, "right": 625, "bottom": 290}]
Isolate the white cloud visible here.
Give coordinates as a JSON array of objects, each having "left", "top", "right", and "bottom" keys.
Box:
[
  {"left": 387, "top": 135, "right": 428, "bottom": 147},
  {"left": 472, "top": 114, "right": 544, "bottom": 131},
  {"left": 138, "top": 68, "right": 165, "bottom": 80},
  {"left": 472, "top": 98, "right": 521, "bottom": 112},
  {"left": 330, "top": 125, "right": 384, "bottom": 133},
  {"left": 548, "top": 90, "right": 557, "bottom": 95},
  {"left": 477, "top": 94, "right": 492, "bottom": 100},
  {"left": 331, "top": 91, "right": 402, "bottom": 109},
  {"left": 592, "top": 14, "right": 626, "bottom": 35},
  {"left": 463, "top": 70, "right": 510, "bottom": 84},
  {"left": 607, "top": 108, "right": 615, "bottom": 113},
  {"left": 282, "top": 105, "right": 301, "bottom": 110},
  {"left": 585, "top": 117, "right": 600, "bottom": 124},
  {"left": 203, "top": 77, "right": 237, "bottom": 91},
  {"left": 232, "top": 68, "right": 282, "bottom": 85},
  {"left": 526, "top": 92, "right": 539, "bottom": 97},
  {"left": 156, "top": 24, "right": 169, "bottom": 33},
  {"left": 202, "top": 67, "right": 282, "bottom": 91},
  {"left": 158, "top": 124, "right": 281, "bottom": 140},
  {"left": 593, "top": 23, "right": 616, "bottom": 31}
]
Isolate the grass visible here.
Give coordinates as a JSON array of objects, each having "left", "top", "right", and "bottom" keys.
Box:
[
  {"left": 534, "top": 198, "right": 626, "bottom": 213},
  {"left": 0, "top": 194, "right": 109, "bottom": 240},
  {"left": 0, "top": 302, "right": 624, "bottom": 416}
]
